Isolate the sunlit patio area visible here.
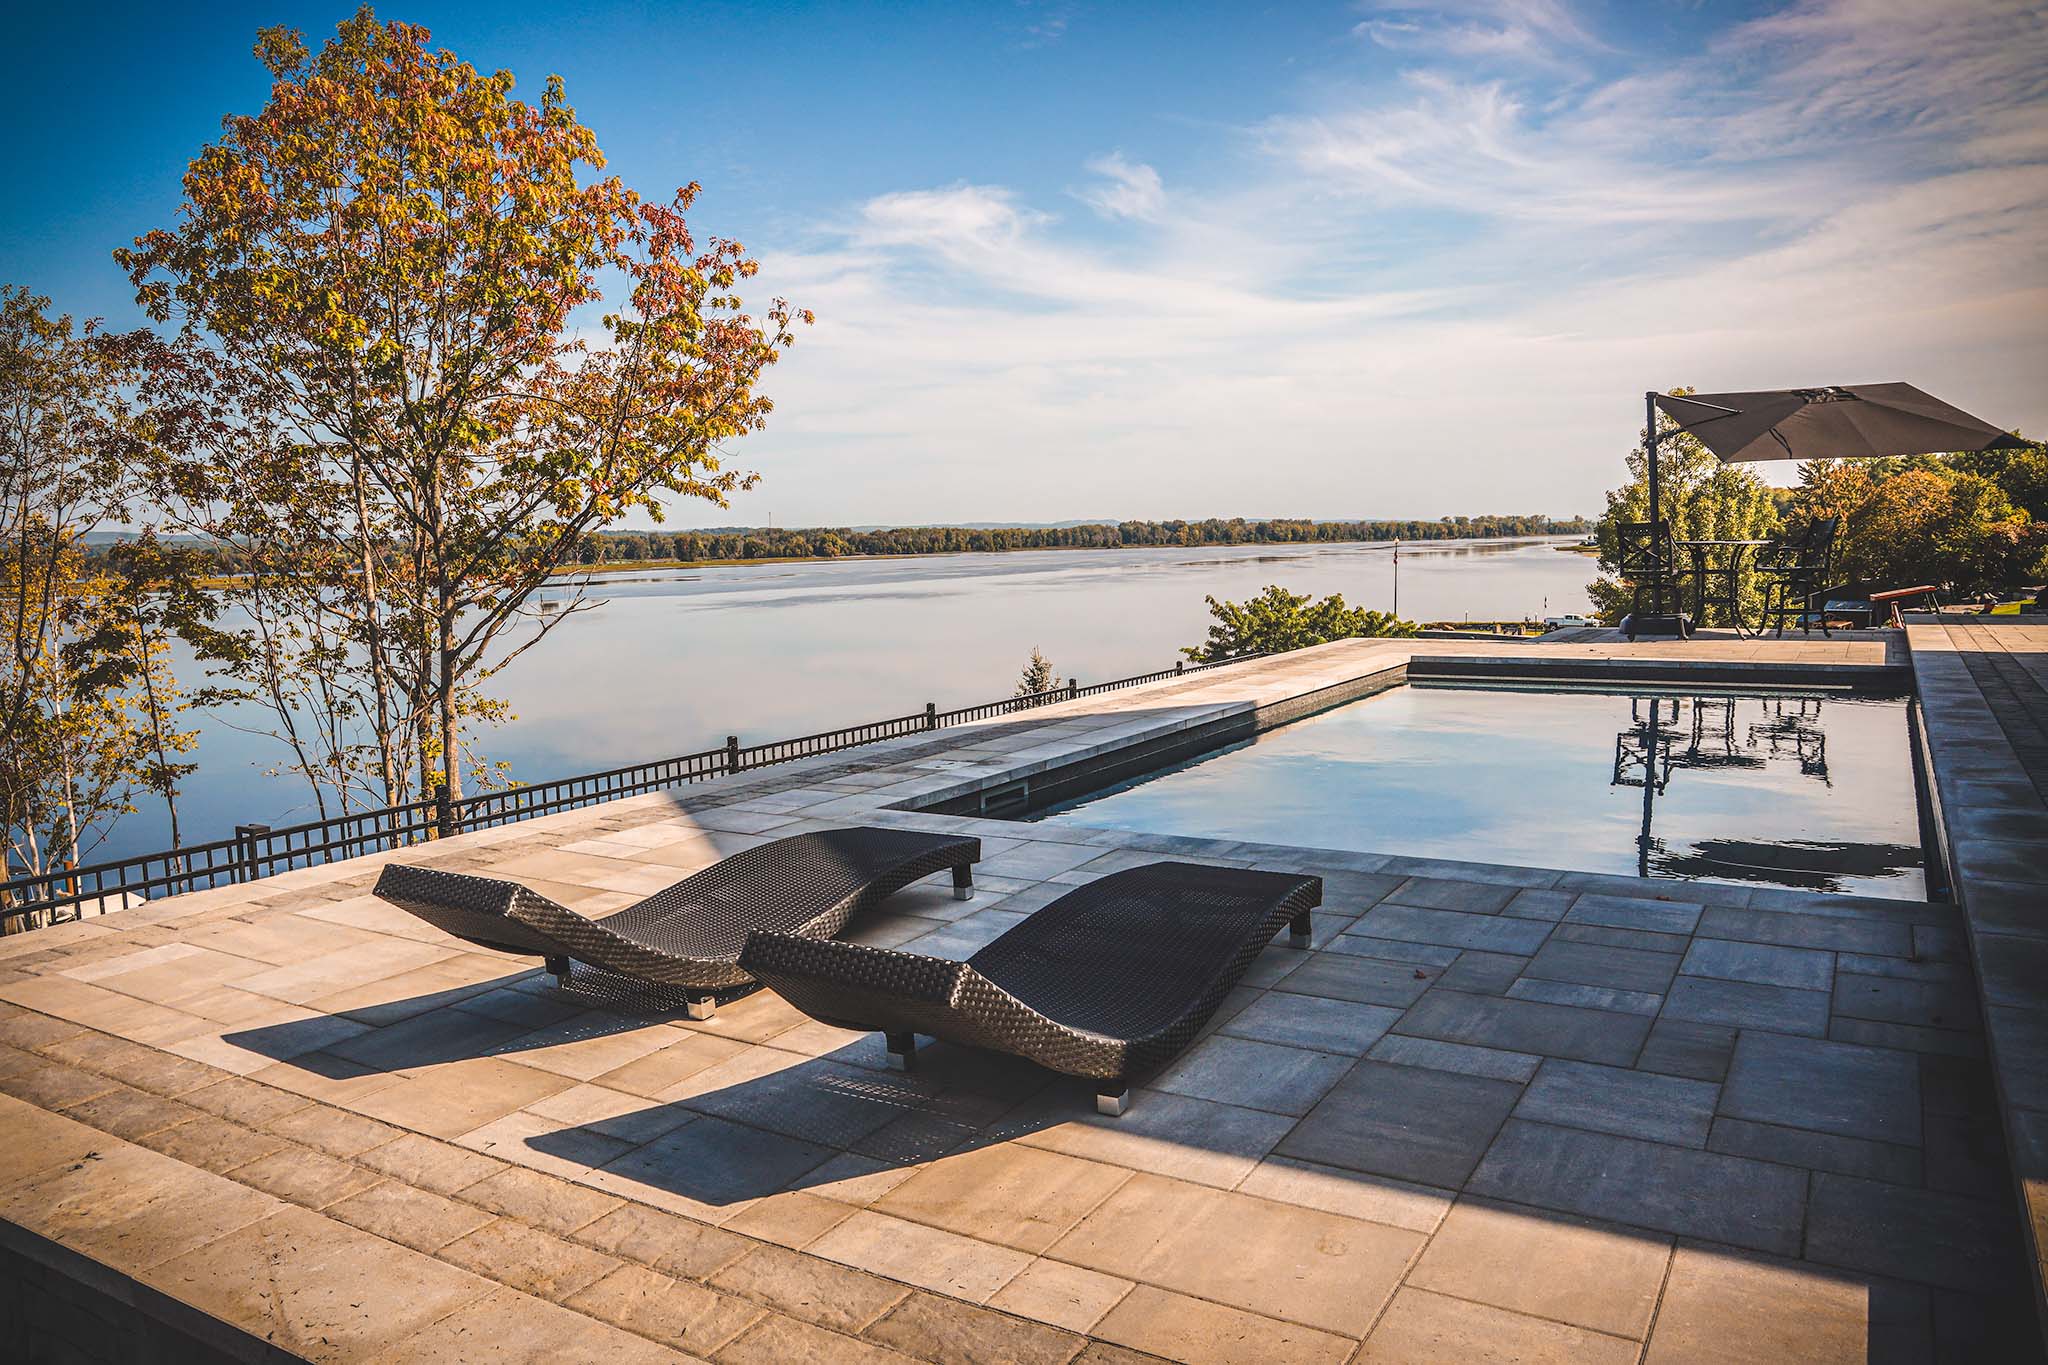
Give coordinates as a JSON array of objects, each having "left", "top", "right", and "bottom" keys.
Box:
[{"left": 2, "top": 628, "right": 2043, "bottom": 1362}]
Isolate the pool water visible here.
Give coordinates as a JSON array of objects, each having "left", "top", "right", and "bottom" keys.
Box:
[{"left": 1032, "top": 685, "right": 1927, "bottom": 899}]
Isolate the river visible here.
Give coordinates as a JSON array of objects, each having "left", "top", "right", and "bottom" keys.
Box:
[{"left": 103, "top": 535, "right": 1596, "bottom": 862}]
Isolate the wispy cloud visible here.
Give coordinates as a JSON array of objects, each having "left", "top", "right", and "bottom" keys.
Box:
[
  {"left": 1074, "top": 153, "right": 1166, "bottom": 221},
  {"left": 724, "top": 0, "right": 2047, "bottom": 526}
]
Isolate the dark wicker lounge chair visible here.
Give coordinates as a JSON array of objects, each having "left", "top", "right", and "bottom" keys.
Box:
[
  {"left": 738, "top": 862, "right": 1321, "bottom": 1114},
  {"left": 373, "top": 827, "right": 980, "bottom": 1018}
]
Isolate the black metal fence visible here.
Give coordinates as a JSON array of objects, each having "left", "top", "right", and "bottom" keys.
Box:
[{"left": 2, "top": 652, "right": 1263, "bottom": 932}]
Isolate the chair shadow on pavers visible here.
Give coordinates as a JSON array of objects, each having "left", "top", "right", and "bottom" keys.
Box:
[{"left": 496, "top": 883, "right": 2048, "bottom": 1362}]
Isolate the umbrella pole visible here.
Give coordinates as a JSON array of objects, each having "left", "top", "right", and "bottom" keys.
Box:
[{"left": 1646, "top": 390, "right": 1662, "bottom": 617}]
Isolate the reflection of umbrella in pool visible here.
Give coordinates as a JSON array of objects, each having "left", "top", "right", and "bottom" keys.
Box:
[
  {"left": 1630, "top": 383, "right": 2029, "bottom": 637},
  {"left": 1651, "top": 837, "right": 1921, "bottom": 893}
]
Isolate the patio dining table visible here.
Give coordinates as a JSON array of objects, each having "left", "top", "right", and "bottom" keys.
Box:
[{"left": 1676, "top": 538, "right": 1773, "bottom": 636}]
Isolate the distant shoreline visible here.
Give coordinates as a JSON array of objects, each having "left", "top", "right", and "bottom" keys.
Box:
[{"left": 538, "top": 533, "right": 1590, "bottom": 581}]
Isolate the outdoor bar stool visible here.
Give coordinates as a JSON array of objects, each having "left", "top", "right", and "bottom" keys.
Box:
[{"left": 1756, "top": 517, "right": 1839, "bottom": 637}]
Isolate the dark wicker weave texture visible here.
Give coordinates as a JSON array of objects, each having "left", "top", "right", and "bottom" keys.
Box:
[
  {"left": 374, "top": 827, "right": 980, "bottom": 992},
  {"left": 739, "top": 862, "right": 1321, "bottom": 1088}
]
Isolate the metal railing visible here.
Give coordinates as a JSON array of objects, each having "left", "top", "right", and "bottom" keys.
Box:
[{"left": 2, "top": 651, "right": 1265, "bottom": 931}]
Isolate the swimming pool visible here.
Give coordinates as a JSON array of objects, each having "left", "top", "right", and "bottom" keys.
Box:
[{"left": 1030, "top": 684, "right": 1928, "bottom": 899}]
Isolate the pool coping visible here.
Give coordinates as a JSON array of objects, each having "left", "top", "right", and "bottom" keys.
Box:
[{"left": 1903, "top": 619, "right": 2048, "bottom": 1342}]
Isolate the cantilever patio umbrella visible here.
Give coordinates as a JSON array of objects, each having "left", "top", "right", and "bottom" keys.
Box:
[{"left": 1629, "top": 383, "right": 2029, "bottom": 636}]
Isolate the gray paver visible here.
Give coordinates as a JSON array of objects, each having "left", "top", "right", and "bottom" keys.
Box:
[
  {"left": 1565, "top": 894, "right": 1702, "bottom": 935},
  {"left": 1522, "top": 938, "right": 1679, "bottom": 995},
  {"left": 1679, "top": 938, "right": 1834, "bottom": 992},
  {"left": 1634, "top": 1018, "right": 1735, "bottom": 1083},
  {"left": 1324, "top": 934, "right": 1462, "bottom": 968},
  {"left": 1468, "top": 1119, "right": 1807, "bottom": 1255},
  {"left": 1718, "top": 1031, "right": 1921, "bottom": 1145},
  {"left": 1504, "top": 978, "right": 1663, "bottom": 1016},
  {"left": 1661, "top": 976, "right": 1831, "bottom": 1036},
  {"left": 1149, "top": 1036, "right": 1351, "bottom": 1116},
  {"left": 1353, "top": 904, "right": 1553, "bottom": 955},
  {"left": 1696, "top": 905, "right": 1912, "bottom": 956},
  {"left": 1277, "top": 1059, "right": 1523, "bottom": 1188},
  {"left": 1708, "top": 1116, "right": 1922, "bottom": 1186},
  {"left": 1396, "top": 990, "right": 1650, "bottom": 1066},
  {"left": 1434, "top": 951, "right": 1528, "bottom": 996},
  {"left": 1383, "top": 878, "right": 1519, "bottom": 914},
  {"left": 1833, "top": 973, "right": 1975, "bottom": 1030},
  {"left": 1806, "top": 1172, "right": 2024, "bottom": 1294},
  {"left": 1514, "top": 1059, "right": 1718, "bottom": 1148},
  {"left": 1364, "top": 1034, "right": 1540, "bottom": 1084},
  {"left": 1218, "top": 993, "right": 1403, "bottom": 1056},
  {"left": 1275, "top": 954, "right": 1433, "bottom": 1008}
]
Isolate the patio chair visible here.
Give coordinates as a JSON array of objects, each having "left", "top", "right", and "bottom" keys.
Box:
[
  {"left": 373, "top": 827, "right": 980, "bottom": 1018},
  {"left": 737, "top": 861, "right": 1322, "bottom": 1115},
  {"left": 1756, "top": 517, "right": 1839, "bottom": 637}
]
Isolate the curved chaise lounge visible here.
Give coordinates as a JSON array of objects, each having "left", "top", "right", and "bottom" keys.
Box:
[
  {"left": 738, "top": 861, "right": 1321, "bottom": 1114},
  {"left": 373, "top": 826, "right": 980, "bottom": 1018}
]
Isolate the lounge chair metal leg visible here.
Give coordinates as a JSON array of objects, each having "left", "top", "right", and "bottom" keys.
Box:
[
  {"left": 544, "top": 955, "right": 571, "bottom": 988},
  {"left": 685, "top": 994, "right": 717, "bottom": 1021},
  {"left": 1096, "top": 1087, "right": 1129, "bottom": 1117},
  {"left": 1290, "top": 912, "right": 1313, "bottom": 949},
  {"left": 886, "top": 1032, "right": 917, "bottom": 1070},
  {"left": 952, "top": 865, "right": 975, "bottom": 901}
]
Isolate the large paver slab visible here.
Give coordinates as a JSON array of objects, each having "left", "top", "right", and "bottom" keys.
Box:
[
  {"left": 1805, "top": 1172, "right": 2024, "bottom": 1294},
  {"left": 1514, "top": 1058, "right": 1718, "bottom": 1148},
  {"left": 1718, "top": 1031, "right": 1920, "bottom": 1145},
  {"left": 1395, "top": 989, "right": 1650, "bottom": 1066},
  {"left": 1361, "top": 1286, "right": 1638, "bottom": 1364},
  {"left": 873, "top": 1142, "right": 1129, "bottom": 1254},
  {"left": 1468, "top": 1120, "right": 1807, "bottom": 1255},
  {"left": 1051, "top": 1172, "right": 1422, "bottom": 1337},
  {"left": 1643, "top": 1246, "right": 1886, "bottom": 1365},
  {"left": 1405, "top": 1198, "right": 1669, "bottom": 1338},
  {"left": 1277, "top": 1059, "right": 1523, "bottom": 1188},
  {"left": 1151, "top": 1035, "right": 1352, "bottom": 1116}
]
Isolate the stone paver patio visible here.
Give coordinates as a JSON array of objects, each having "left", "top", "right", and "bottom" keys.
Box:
[{"left": 0, "top": 632, "right": 2039, "bottom": 1362}]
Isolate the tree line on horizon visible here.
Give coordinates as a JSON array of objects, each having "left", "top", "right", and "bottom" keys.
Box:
[{"left": 558, "top": 513, "right": 1591, "bottom": 565}]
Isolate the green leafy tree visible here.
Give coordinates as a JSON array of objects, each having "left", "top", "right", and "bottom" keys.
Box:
[
  {"left": 1182, "top": 585, "right": 1417, "bottom": 662},
  {"left": 1588, "top": 390, "right": 1781, "bottom": 625},
  {"left": 122, "top": 8, "right": 808, "bottom": 805},
  {"left": 1015, "top": 647, "right": 1057, "bottom": 698}
]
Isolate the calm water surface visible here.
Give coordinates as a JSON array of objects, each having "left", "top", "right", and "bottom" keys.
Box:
[
  {"left": 1035, "top": 685, "right": 1926, "bottom": 899},
  {"left": 119, "top": 537, "right": 1592, "bottom": 859}
]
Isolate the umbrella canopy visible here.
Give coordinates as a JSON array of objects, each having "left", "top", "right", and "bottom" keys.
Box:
[{"left": 1653, "top": 383, "right": 2025, "bottom": 464}]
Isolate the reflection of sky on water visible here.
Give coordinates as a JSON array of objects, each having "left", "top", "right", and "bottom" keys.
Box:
[
  {"left": 118, "top": 538, "right": 1592, "bottom": 858},
  {"left": 1038, "top": 687, "right": 1926, "bottom": 899}
]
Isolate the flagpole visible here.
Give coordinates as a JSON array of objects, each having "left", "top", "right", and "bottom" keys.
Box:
[{"left": 1392, "top": 539, "right": 1400, "bottom": 619}]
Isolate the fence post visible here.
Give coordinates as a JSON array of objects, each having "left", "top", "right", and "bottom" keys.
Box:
[
  {"left": 434, "top": 783, "right": 454, "bottom": 838},
  {"left": 1068, "top": 677, "right": 1079, "bottom": 701},
  {"left": 233, "top": 823, "right": 271, "bottom": 884},
  {"left": 1175, "top": 660, "right": 1185, "bottom": 675},
  {"left": 726, "top": 735, "right": 741, "bottom": 774},
  {"left": 925, "top": 702, "right": 937, "bottom": 731}
]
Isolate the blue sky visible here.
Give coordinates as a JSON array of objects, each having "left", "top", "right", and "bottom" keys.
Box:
[{"left": 6, "top": 1, "right": 2044, "bottom": 526}]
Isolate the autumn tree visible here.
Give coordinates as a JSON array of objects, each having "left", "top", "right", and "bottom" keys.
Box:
[
  {"left": 121, "top": 8, "right": 808, "bottom": 806},
  {"left": 0, "top": 288, "right": 174, "bottom": 903},
  {"left": 1789, "top": 458, "right": 2044, "bottom": 594},
  {"left": 1588, "top": 390, "right": 1781, "bottom": 625},
  {"left": 1182, "top": 585, "right": 1416, "bottom": 662}
]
